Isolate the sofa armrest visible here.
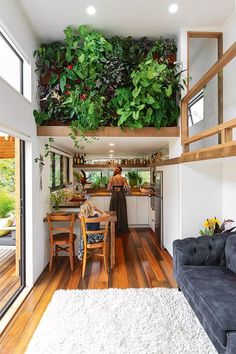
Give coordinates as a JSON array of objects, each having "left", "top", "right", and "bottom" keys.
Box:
[
  {"left": 227, "top": 332, "right": 236, "bottom": 354},
  {"left": 173, "top": 234, "right": 228, "bottom": 280}
]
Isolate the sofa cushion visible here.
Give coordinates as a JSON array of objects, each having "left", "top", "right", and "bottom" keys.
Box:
[
  {"left": 180, "top": 265, "right": 236, "bottom": 347},
  {"left": 225, "top": 235, "right": 236, "bottom": 274},
  {"left": 227, "top": 332, "right": 236, "bottom": 354}
]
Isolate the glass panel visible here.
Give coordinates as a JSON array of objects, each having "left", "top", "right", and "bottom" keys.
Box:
[
  {"left": 54, "top": 154, "right": 61, "bottom": 187},
  {"left": 0, "top": 34, "right": 22, "bottom": 92},
  {"left": 0, "top": 135, "right": 24, "bottom": 318}
]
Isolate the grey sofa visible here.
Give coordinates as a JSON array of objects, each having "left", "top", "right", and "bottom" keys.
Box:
[{"left": 173, "top": 233, "right": 236, "bottom": 354}]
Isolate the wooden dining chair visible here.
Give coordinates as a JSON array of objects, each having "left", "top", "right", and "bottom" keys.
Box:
[
  {"left": 80, "top": 215, "right": 110, "bottom": 278},
  {"left": 47, "top": 213, "right": 76, "bottom": 271}
]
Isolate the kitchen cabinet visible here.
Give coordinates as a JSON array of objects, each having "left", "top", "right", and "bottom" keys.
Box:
[
  {"left": 149, "top": 204, "right": 155, "bottom": 232},
  {"left": 104, "top": 196, "right": 111, "bottom": 211},
  {"left": 126, "top": 196, "right": 138, "bottom": 225},
  {"left": 89, "top": 195, "right": 149, "bottom": 226},
  {"left": 137, "top": 196, "right": 149, "bottom": 225}
]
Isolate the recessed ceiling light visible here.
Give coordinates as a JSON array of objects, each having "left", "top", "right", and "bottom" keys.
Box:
[
  {"left": 86, "top": 5, "right": 96, "bottom": 15},
  {"left": 169, "top": 3, "right": 178, "bottom": 13},
  {"left": 109, "top": 143, "right": 115, "bottom": 146},
  {"left": 109, "top": 150, "right": 114, "bottom": 153}
]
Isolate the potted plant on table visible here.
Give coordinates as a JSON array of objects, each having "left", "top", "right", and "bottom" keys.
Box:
[
  {"left": 50, "top": 189, "right": 67, "bottom": 213},
  {"left": 125, "top": 171, "right": 143, "bottom": 190}
]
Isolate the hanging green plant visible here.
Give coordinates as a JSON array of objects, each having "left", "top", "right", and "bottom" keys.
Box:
[
  {"left": 113, "top": 59, "right": 183, "bottom": 129},
  {"left": 33, "top": 25, "right": 184, "bottom": 144}
]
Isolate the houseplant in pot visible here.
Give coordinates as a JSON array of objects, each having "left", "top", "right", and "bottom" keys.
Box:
[
  {"left": 0, "top": 190, "right": 15, "bottom": 237},
  {"left": 125, "top": 171, "right": 143, "bottom": 190},
  {"left": 50, "top": 189, "right": 67, "bottom": 213}
]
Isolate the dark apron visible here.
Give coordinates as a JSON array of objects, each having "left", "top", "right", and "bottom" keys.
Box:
[{"left": 109, "top": 186, "right": 129, "bottom": 232}]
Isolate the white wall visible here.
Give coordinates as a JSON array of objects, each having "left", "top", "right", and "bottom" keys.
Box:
[
  {"left": 0, "top": 0, "right": 51, "bottom": 285},
  {"left": 222, "top": 157, "right": 236, "bottom": 222},
  {"left": 179, "top": 162, "right": 222, "bottom": 238}
]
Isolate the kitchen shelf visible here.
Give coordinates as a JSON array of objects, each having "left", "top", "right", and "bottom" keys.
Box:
[{"left": 73, "top": 163, "right": 151, "bottom": 168}]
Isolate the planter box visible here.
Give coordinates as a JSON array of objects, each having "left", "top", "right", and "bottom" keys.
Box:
[{"left": 37, "top": 125, "right": 180, "bottom": 137}]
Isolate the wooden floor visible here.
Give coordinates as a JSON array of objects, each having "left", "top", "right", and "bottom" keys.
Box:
[
  {"left": 0, "top": 247, "right": 20, "bottom": 314},
  {"left": 0, "top": 228, "right": 176, "bottom": 354}
]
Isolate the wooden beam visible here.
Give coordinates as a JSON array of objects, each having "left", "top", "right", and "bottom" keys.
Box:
[
  {"left": 188, "top": 31, "right": 223, "bottom": 38},
  {"left": 181, "top": 142, "right": 236, "bottom": 162},
  {"left": 183, "top": 117, "right": 236, "bottom": 145},
  {"left": 0, "top": 137, "right": 15, "bottom": 159},
  {"left": 37, "top": 126, "right": 180, "bottom": 138},
  {"left": 218, "top": 33, "right": 224, "bottom": 143},
  {"left": 152, "top": 143, "right": 236, "bottom": 167},
  {"left": 183, "top": 41, "right": 236, "bottom": 103}
]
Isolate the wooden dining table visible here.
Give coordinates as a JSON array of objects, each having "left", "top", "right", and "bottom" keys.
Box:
[{"left": 43, "top": 211, "right": 117, "bottom": 269}]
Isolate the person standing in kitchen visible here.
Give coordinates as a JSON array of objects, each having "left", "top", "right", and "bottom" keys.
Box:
[{"left": 107, "top": 166, "right": 129, "bottom": 232}]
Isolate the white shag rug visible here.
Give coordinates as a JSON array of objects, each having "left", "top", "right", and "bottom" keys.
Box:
[{"left": 26, "top": 288, "right": 216, "bottom": 354}]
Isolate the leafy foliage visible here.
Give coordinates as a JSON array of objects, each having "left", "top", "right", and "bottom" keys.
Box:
[
  {"left": 50, "top": 189, "right": 67, "bottom": 211},
  {"left": 91, "top": 175, "right": 109, "bottom": 190},
  {"left": 125, "top": 170, "right": 143, "bottom": 187},
  {"left": 0, "top": 190, "right": 15, "bottom": 218},
  {"left": 114, "top": 59, "right": 182, "bottom": 128},
  {"left": 34, "top": 25, "right": 183, "bottom": 137},
  {"left": 0, "top": 159, "right": 15, "bottom": 193}
]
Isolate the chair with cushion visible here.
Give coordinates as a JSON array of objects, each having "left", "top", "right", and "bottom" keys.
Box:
[
  {"left": 80, "top": 215, "right": 109, "bottom": 278},
  {"left": 47, "top": 213, "right": 76, "bottom": 271}
]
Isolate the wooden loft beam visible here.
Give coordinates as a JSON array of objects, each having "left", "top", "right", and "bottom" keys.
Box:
[
  {"left": 0, "top": 137, "right": 15, "bottom": 159},
  {"left": 188, "top": 31, "right": 223, "bottom": 38},
  {"left": 183, "top": 41, "right": 236, "bottom": 103},
  {"left": 37, "top": 126, "right": 180, "bottom": 137}
]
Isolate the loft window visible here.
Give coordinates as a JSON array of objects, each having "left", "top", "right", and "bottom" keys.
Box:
[
  {"left": 50, "top": 153, "right": 70, "bottom": 190},
  {"left": 188, "top": 90, "right": 204, "bottom": 127},
  {"left": 0, "top": 31, "right": 23, "bottom": 94}
]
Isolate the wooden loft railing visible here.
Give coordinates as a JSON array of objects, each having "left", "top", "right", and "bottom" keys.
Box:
[{"left": 181, "top": 41, "right": 236, "bottom": 160}]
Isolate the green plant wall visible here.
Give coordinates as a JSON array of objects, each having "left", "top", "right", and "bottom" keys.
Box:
[{"left": 34, "top": 25, "right": 184, "bottom": 133}]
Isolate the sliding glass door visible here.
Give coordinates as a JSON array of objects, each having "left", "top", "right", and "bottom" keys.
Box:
[{"left": 0, "top": 134, "right": 25, "bottom": 318}]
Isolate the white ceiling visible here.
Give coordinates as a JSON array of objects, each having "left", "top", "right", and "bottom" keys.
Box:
[
  {"left": 51, "top": 136, "right": 172, "bottom": 158},
  {"left": 19, "top": 0, "right": 235, "bottom": 41}
]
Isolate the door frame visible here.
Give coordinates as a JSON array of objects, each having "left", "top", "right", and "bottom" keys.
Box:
[{"left": 0, "top": 140, "right": 26, "bottom": 319}]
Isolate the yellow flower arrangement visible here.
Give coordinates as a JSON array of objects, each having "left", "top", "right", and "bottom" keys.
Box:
[
  {"left": 203, "top": 218, "right": 220, "bottom": 229},
  {"left": 200, "top": 217, "right": 221, "bottom": 236}
]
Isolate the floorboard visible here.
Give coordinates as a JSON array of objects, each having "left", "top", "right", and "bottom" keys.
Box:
[
  {"left": 0, "top": 247, "right": 20, "bottom": 314},
  {"left": 0, "top": 228, "right": 176, "bottom": 354}
]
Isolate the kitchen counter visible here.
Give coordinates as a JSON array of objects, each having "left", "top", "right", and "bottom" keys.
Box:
[{"left": 87, "top": 191, "right": 153, "bottom": 197}]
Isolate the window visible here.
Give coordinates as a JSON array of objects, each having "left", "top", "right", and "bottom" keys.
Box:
[
  {"left": 0, "top": 28, "right": 31, "bottom": 100},
  {"left": 50, "top": 153, "right": 70, "bottom": 190},
  {"left": 85, "top": 171, "right": 102, "bottom": 183},
  {"left": 188, "top": 90, "right": 204, "bottom": 127},
  {"left": 0, "top": 31, "right": 23, "bottom": 93},
  {"left": 138, "top": 171, "right": 150, "bottom": 184}
]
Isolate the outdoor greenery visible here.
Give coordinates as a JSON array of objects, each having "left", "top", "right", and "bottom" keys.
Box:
[
  {"left": 34, "top": 25, "right": 184, "bottom": 137},
  {"left": 0, "top": 190, "right": 15, "bottom": 218},
  {"left": 91, "top": 175, "right": 109, "bottom": 190},
  {"left": 125, "top": 170, "right": 143, "bottom": 187},
  {"left": 0, "top": 159, "right": 15, "bottom": 193}
]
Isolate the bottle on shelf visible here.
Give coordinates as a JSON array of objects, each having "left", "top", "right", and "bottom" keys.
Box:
[
  {"left": 77, "top": 154, "right": 81, "bottom": 165},
  {"left": 73, "top": 155, "right": 77, "bottom": 165},
  {"left": 83, "top": 154, "right": 86, "bottom": 164},
  {"left": 80, "top": 154, "right": 84, "bottom": 165}
]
